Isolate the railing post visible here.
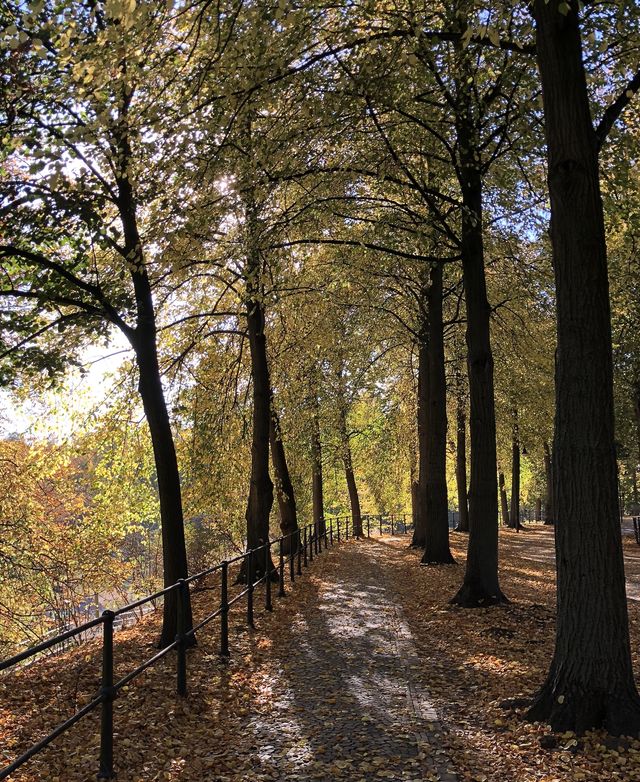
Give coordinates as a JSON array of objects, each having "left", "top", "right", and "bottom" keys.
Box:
[
  {"left": 379, "top": 514, "right": 382, "bottom": 536},
  {"left": 391, "top": 515, "right": 395, "bottom": 536},
  {"left": 297, "top": 531, "right": 302, "bottom": 575},
  {"left": 330, "top": 521, "right": 333, "bottom": 546},
  {"left": 290, "top": 536, "right": 295, "bottom": 582},
  {"left": 265, "top": 542, "right": 273, "bottom": 612},
  {"left": 98, "top": 610, "right": 115, "bottom": 780},
  {"left": 220, "top": 561, "right": 230, "bottom": 657},
  {"left": 337, "top": 518, "right": 341, "bottom": 542},
  {"left": 303, "top": 526, "right": 308, "bottom": 567},
  {"left": 346, "top": 518, "right": 349, "bottom": 540},
  {"left": 314, "top": 527, "right": 319, "bottom": 554},
  {"left": 367, "top": 516, "right": 370, "bottom": 538},
  {"left": 247, "top": 549, "right": 255, "bottom": 628},
  {"left": 176, "top": 580, "right": 188, "bottom": 696},
  {"left": 279, "top": 539, "right": 286, "bottom": 596},
  {"left": 309, "top": 528, "right": 314, "bottom": 562}
]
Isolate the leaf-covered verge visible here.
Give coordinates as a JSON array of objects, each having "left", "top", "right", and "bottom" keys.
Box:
[{"left": 1, "top": 528, "right": 639, "bottom": 782}]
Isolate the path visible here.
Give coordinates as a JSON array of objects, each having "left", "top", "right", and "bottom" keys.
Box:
[
  {"left": 504, "top": 523, "right": 640, "bottom": 601},
  {"left": 241, "top": 541, "right": 458, "bottom": 782}
]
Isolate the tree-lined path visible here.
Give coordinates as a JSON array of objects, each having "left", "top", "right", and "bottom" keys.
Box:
[{"left": 3, "top": 528, "right": 640, "bottom": 781}]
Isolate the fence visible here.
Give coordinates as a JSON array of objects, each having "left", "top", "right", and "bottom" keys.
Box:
[{"left": 0, "top": 513, "right": 415, "bottom": 781}]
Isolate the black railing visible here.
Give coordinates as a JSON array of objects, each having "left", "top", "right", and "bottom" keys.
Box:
[{"left": 0, "top": 512, "right": 415, "bottom": 780}]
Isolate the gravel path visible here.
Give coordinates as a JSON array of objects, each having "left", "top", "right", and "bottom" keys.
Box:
[{"left": 242, "top": 540, "right": 458, "bottom": 782}]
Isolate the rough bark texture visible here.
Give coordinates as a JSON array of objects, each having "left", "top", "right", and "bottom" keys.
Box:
[
  {"left": 116, "top": 130, "right": 192, "bottom": 646},
  {"left": 311, "top": 392, "right": 326, "bottom": 539},
  {"left": 455, "top": 386, "right": 470, "bottom": 532},
  {"left": 421, "top": 264, "right": 455, "bottom": 565},
  {"left": 543, "top": 440, "right": 555, "bottom": 525},
  {"left": 269, "top": 398, "right": 299, "bottom": 555},
  {"left": 411, "top": 331, "right": 429, "bottom": 549},
  {"left": 451, "top": 60, "right": 505, "bottom": 605},
  {"left": 499, "top": 471, "right": 510, "bottom": 528},
  {"left": 528, "top": 0, "right": 640, "bottom": 734},
  {"left": 337, "top": 374, "right": 363, "bottom": 538},
  {"left": 509, "top": 417, "right": 522, "bottom": 530}
]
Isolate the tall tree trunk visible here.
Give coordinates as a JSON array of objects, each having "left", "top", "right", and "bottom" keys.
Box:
[
  {"left": 421, "top": 264, "right": 455, "bottom": 564},
  {"left": 411, "top": 331, "right": 429, "bottom": 548},
  {"left": 498, "top": 471, "right": 510, "bottom": 527},
  {"left": 117, "top": 131, "right": 192, "bottom": 645},
  {"left": 455, "top": 373, "right": 470, "bottom": 532},
  {"left": 311, "top": 391, "right": 325, "bottom": 539},
  {"left": 338, "top": 402, "right": 363, "bottom": 537},
  {"left": 528, "top": 0, "right": 640, "bottom": 733},
  {"left": 451, "top": 55, "right": 505, "bottom": 605},
  {"left": 269, "top": 397, "right": 298, "bottom": 555},
  {"left": 134, "top": 327, "right": 193, "bottom": 648},
  {"left": 543, "top": 440, "right": 555, "bottom": 525},
  {"left": 510, "top": 414, "right": 522, "bottom": 530}
]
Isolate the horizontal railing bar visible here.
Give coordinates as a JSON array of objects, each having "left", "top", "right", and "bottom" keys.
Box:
[
  {"left": 112, "top": 640, "right": 179, "bottom": 692},
  {"left": 0, "top": 615, "right": 105, "bottom": 671},
  {"left": 228, "top": 586, "right": 251, "bottom": 607},
  {"left": 112, "top": 584, "right": 178, "bottom": 617},
  {"left": 186, "top": 606, "right": 223, "bottom": 637},
  {"left": 0, "top": 693, "right": 103, "bottom": 780},
  {"left": 184, "top": 562, "right": 224, "bottom": 584}
]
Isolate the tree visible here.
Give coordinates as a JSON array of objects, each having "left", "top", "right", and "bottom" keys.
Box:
[{"left": 527, "top": 0, "right": 640, "bottom": 734}]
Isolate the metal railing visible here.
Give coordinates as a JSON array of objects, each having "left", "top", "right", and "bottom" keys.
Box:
[{"left": 0, "top": 512, "right": 414, "bottom": 780}]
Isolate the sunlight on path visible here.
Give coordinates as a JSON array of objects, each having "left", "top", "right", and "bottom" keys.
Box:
[{"left": 245, "top": 542, "right": 458, "bottom": 782}]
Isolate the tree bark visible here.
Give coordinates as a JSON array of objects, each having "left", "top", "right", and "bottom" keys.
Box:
[
  {"left": 543, "top": 440, "right": 555, "bottom": 525},
  {"left": 116, "top": 126, "right": 192, "bottom": 646},
  {"left": 269, "top": 396, "right": 299, "bottom": 555},
  {"left": 451, "top": 56, "right": 506, "bottom": 605},
  {"left": 421, "top": 264, "right": 455, "bottom": 564},
  {"left": 510, "top": 415, "right": 522, "bottom": 530},
  {"left": 338, "top": 399, "right": 363, "bottom": 537},
  {"left": 454, "top": 376, "right": 470, "bottom": 532},
  {"left": 411, "top": 332, "right": 429, "bottom": 548},
  {"left": 498, "top": 471, "right": 510, "bottom": 528},
  {"left": 528, "top": 0, "right": 640, "bottom": 734},
  {"left": 311, "top": 390, "right": 325, "bottom": 539}
]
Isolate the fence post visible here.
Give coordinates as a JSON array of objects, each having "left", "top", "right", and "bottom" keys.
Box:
[
  {"left": 98, "top": 610, "right": 115, "bottom": 780},
  {"left": 176, "top": 580, "right": 188, "bottom": 696},
  {"left": 247, "top": 549, "right": 254, "bottom": 628},
  {"left": 297, "top": 531, "right": 302, "bottom": 575},
  {"left": 346, "top": 518, "right": 349, "bottom": 540},
  {"left": 279, "top": 539, "right": 286, "bottom": 597},
  {"left": 315, "top": 527, "right": 319, "bottom": 555},
  {"left": 265, "top": 542, "right": 273, "bottom": 612},
  {"left": 330, "top": 521, "right": 333, "bottom": 546},
  {"left": 290, "top": 536, "right": 295, "bottom": 582},
  {"left": 220, "top": 561, "right": 230, "bottom": 657},
  {"left": 309, "top": 528, "right": 314, "bottom": 562},
  {"left": 337, "top": 519, "right": 341, "bottom": 542},
  {"left": 391, "top": 515, "right": 395, "bottom": 536},
  {"left": 303, "top": 526, "right": 308, "bottom": 567}
]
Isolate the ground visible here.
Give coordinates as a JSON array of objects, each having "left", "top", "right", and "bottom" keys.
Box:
[{"left": 2, "top": 526, "right": 640, "bottom": 782}]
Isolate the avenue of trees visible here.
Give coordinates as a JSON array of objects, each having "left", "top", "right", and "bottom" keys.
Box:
[{"left": 2, "top": 0, "right": 640, "bottom": 735}]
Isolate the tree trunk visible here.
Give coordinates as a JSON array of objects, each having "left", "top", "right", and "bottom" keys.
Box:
[
  {"left": 455, "top": 378, "right": 470, "bottom": 532},
  {"left": 134, "top": 329, "right": 193, "bottom": 648},
  {"left": 498, "top": 471, "right": 510, "bottom": 528},
  {"left": 411, "top": 332, "right": 429, "bottom": 548},
  {"left": 270, "top": 396, "right": 299, "bottom": 555},
  {"left": 528, "top": 0, "right": 640, "bottom": 734},
  {"left": 338, "top": 403, "right": 363, "bottom": 537},
  {"left": 421, "top": 264, "right": 455, "bottom": 564},
  {"left": 451, "top": 61, "right": 505, "bottom": 605},
  {"left": 510, "top": 416, "right": 522, "bottom": 530},
  {"left": 311, "top": 391, "right": 325, "bottom": 540},
  {"left": 543, "top": 440, "right": 555, "bottom": 525}
]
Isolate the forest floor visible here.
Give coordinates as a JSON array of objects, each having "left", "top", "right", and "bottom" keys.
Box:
[{"left": 2, "top": 525, "right": 640, "bottom": 782}]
